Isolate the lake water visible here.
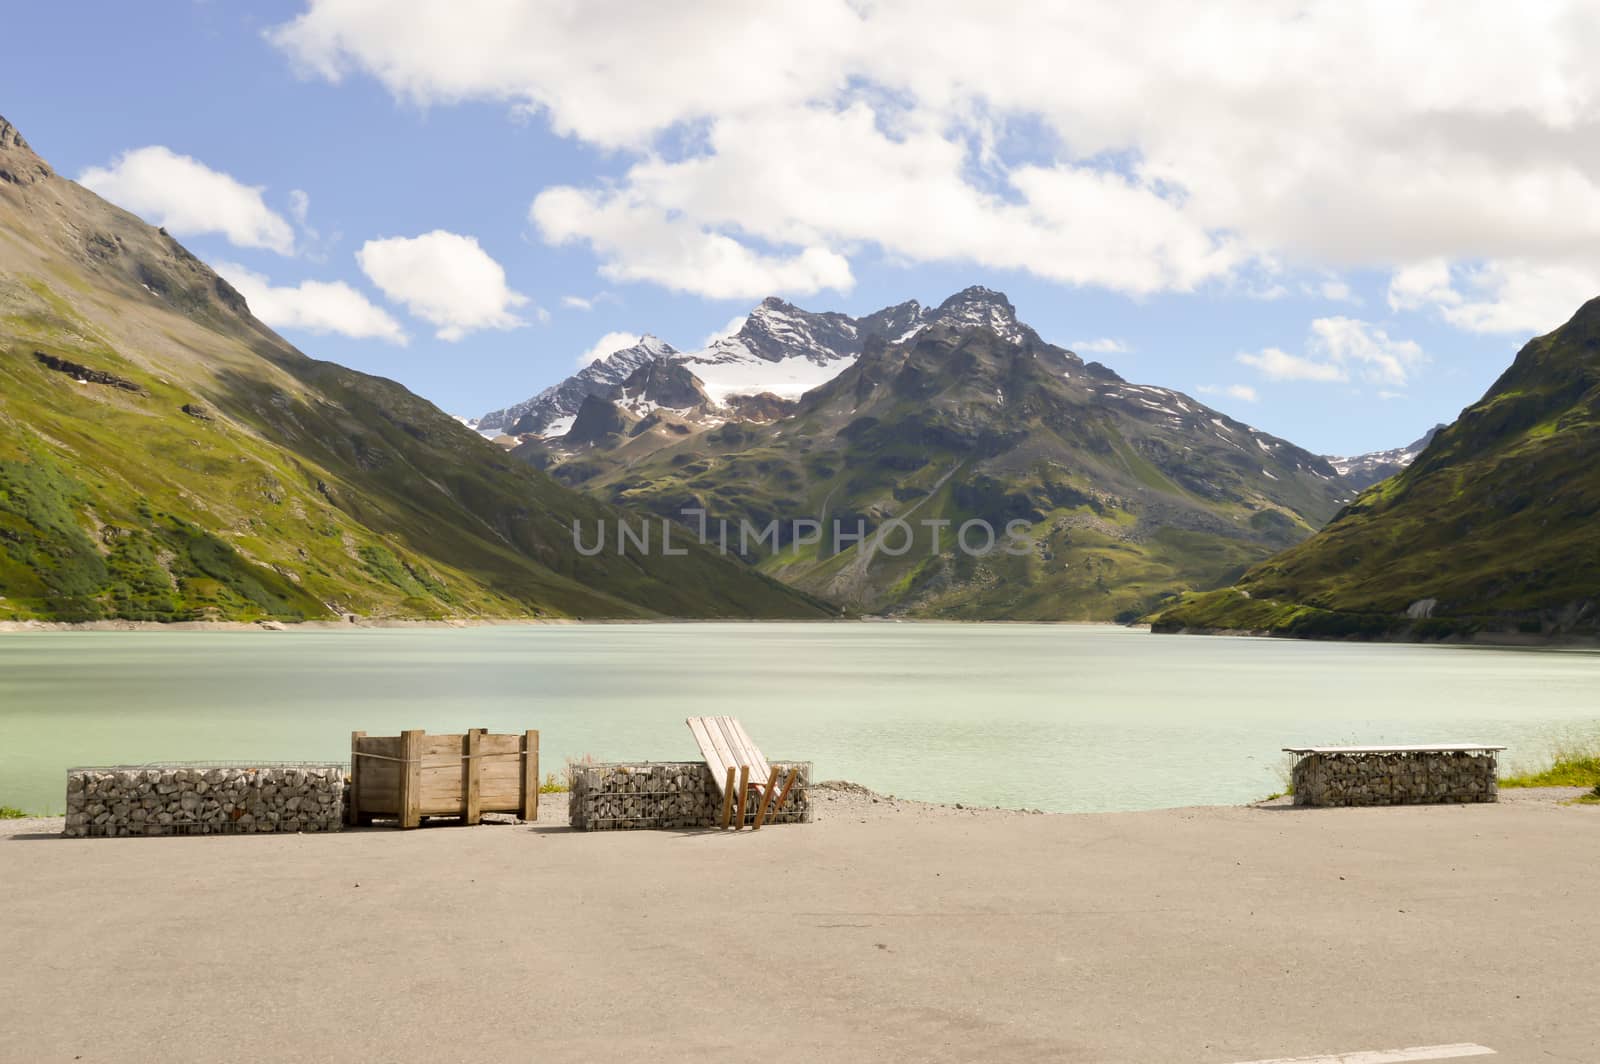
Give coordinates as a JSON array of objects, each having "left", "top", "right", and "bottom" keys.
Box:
[{"left": 2, "top": 623, "right": 1597, "bottom": 815}]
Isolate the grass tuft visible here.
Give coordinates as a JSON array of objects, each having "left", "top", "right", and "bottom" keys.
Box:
[
  {"left": 1500, "top": 738, "right": 1600, "bottom": 789},
  {"left": 0, "top": 806, "right": 30, "bottom": 819}
]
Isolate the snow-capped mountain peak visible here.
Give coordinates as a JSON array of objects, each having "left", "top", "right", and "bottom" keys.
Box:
[
  {"left": 633, "top": 333, "right": 676, "bottom": 359},
  {"left": 921, "top": 285, "right": 1029, "bottom": 344},
  {"left": 477, "top": 286, "right": 1040, "bottom": 435},
  {"left": 671, "top": 298, "right": 868, "bottom": 404},
  {"left": 696, "top": 297, "right": 861, "bottom": 367},
  {"left": 477, "top": 334, "right": 678, "bottom": 436}
]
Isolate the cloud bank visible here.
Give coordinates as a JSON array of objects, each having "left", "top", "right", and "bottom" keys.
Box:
[{"left": 272, "top": 0, "right": 1600, "bottom": 329}]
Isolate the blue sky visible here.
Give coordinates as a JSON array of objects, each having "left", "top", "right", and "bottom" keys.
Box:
[{"left": 6, "top": 2, "right": 1598, "bottom": 455}]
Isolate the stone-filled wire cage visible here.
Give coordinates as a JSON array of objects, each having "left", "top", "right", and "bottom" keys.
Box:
[
  {"left": 64, "top": 762, "right": 348, "bottom": 837},
  {"left": 569, "top": 761, "right": 812, "bottom": 831},
  {"left": 1288, "top": 748, "right": 1499, "bottom": 808}
]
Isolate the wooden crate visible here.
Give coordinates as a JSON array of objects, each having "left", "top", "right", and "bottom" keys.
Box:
[{"left": 348, "top": 729, "right": 539, "bottom": 828}]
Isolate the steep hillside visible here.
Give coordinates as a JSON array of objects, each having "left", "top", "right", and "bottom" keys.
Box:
[
  {"left": 0, "top": 115, "right": 827, "bottom": 623},
  {"left": 526, "top": 291, "right": 1352, "bottom": 620},
  {"left": 1152, "top": 300, "right": 1600, "bottom": 640}
]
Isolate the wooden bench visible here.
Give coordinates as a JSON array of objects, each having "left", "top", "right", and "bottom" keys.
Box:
[
  {"left": 686, "top": 716, "right": 800, "bottom": 830},
  {"left": 1282, "top": 744, "right": 1505, "bottom": 807}
]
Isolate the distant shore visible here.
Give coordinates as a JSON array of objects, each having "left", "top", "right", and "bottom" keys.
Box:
[
  {"left": 1155, "top": 623, "right": 1600, "bottom": 649},
  {"left": 0, "top": 617, "right": 572, "bottom": 634},
  {"left": 0, "top": 617, "right": 1141, "bottom": 634}
]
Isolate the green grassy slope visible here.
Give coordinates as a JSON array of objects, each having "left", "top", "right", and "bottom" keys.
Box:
[
  {"left": 0, "top": 116, "right": 828, "bottom": 623},
  {"left": 528, "top": 321, "right": 1352, "bottom": 620},
  {"left": 1151, "top": 298, "right": 1600, "bottom": 640}
]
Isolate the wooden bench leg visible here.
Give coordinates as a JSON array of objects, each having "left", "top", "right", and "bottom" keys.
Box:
[
  {"left": 719, "top": 766, "right": 736, "bottom": 829},
  {"left": 772, "top": 767, "right": 800, "bottom": 813},
  {"left": 734, "top": 765, "right": 749, "bottom": 830},
  {"left": 752, "top": 766, "right": 780, "bottom": 830}
]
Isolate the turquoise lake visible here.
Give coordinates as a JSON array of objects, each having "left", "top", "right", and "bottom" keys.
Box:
[{"left": 2, "top": 623, "right": 1597, "bottom": 814}]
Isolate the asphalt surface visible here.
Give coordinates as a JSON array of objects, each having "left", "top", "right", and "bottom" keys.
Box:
[{"left": 3, "top": 788, "right": 1596, "bottom": 1063}]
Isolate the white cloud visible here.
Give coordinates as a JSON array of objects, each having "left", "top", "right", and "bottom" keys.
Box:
[
  {"left": 703, "top": 315, "right": 747, "bottom": 347},
  {"left": 269, "top": 3, "right": 861, "bottom": 149},
  {"left": 577, "top": 331, "right": 641, "bottom": 367},
  {"left": 1306, "top": 278, "right": 1358, "bottom": 304},
  {"left": 1236, "top": 347, "right": 1345, "bottom": 383},
  {"left": 561, "top": 291, "right": 619, "bottom": 312},
  {"left": 355, "top": 230, "right": 528, "bottom": 340},
  {"left": 269, "top": 1, "right": 1600, "bottom": 325},
  {"left": 1238, "top": 317, "right": 1425, "bottom": 387},
  {"left": 1389, "top": 257, "right": 1600, "bottom": 334},
  {"left": 1070, "top": 337, "right": 1129, "bottom": 354},
  {"left": 288, "top": 189, "right": 311, "bottom": 227},
  {"left": 80, "top": 146, "right": 295, "bottom": 255},
  {"left": 1198, "top": 384, "right": 1258, "bottom": 402},
  {"left": 531, "top": 184, "right": 853, "bottom": 300},
  {"left": 1387, "top": 259, "right": 1461, "bottom": 314},
  {"left": 215, "top": 262, "right": 406, "bottom": 344},
  {"left": 1308, "top": 317, "right": 1423, "bottom": 386}
]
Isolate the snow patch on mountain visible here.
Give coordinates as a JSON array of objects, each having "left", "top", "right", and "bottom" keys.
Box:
[
  {"left": 688, "top": 352, "right": 858, "bottom": 405},
  {"left": 672, "top": 295, "right": 886, "bottom": 403}
]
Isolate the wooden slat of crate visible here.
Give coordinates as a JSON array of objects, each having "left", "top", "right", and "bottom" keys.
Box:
[
  {"left": 417, "top": 733, "right": 465, "bottom": 815},
  {"left": 419, "top": 773, "right": 465, "bottom": 814},
  {"left": 478, "top": 733, "right": 523, "bottom": 811},
  {"left": 521, "top": 730, "right": 539, "bottom": 821},
  {"left": 399, "top": 730, "right": 423, "bottom": 828},
  {"left": 353, "top": 736, "right": 404, "bottom": 815}
]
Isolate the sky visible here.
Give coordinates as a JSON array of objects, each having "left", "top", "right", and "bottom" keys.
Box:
[{"left": 6, "top": 1, "right": 1600, "bottom": 455}]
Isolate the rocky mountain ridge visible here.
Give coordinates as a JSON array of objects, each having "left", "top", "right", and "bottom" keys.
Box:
[
  {"left": 480, "top": 287, "right": 1045, "bottom": 441},
  {"left": 519, "top": 299, "right": 1358, "bottom": 620}
]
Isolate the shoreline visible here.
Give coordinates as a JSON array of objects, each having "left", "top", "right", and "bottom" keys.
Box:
[{"left": 6, "top": 779, "right": 1590, "bottom": 831}]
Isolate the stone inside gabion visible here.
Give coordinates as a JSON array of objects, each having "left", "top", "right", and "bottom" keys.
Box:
[
  {"left": 63, "top": 765, "right": 345, "bottom": 837},
  {"left": 568, "top": 761, "right": 811, "bottom": 830},
  {"left": 1291, "top": 751, "right": 1498, "bottom": 807}
]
